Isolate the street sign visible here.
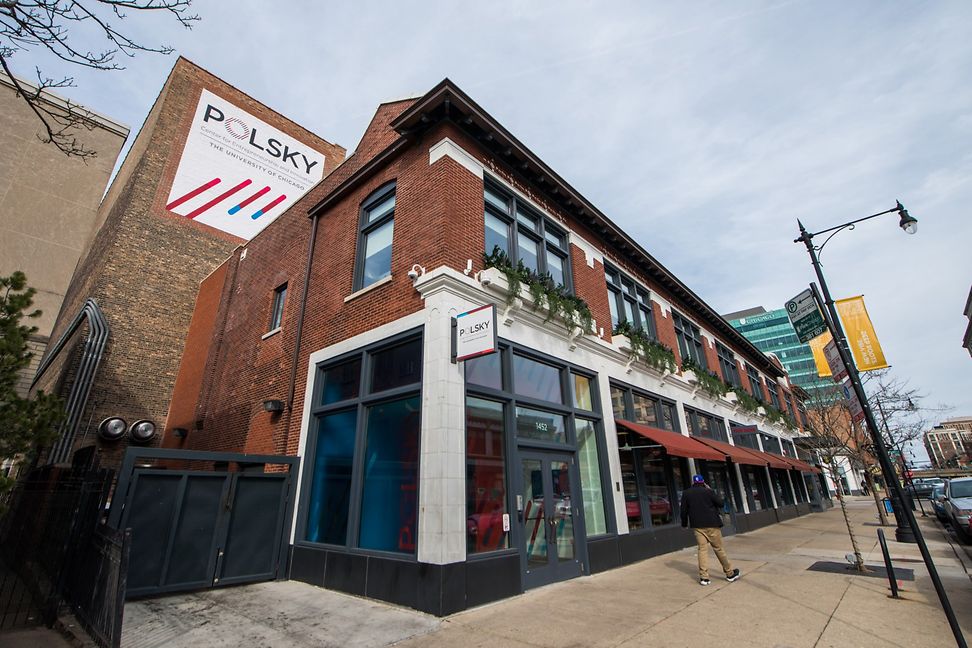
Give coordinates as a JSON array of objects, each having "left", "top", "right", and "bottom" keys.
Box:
[
  {"left": 840, "top": 378, "right": 866, "bottom": 424},
  {"left": 823, "top": 339, "right": 848, "bottom": 382},
  {"left": 786, "top": 288, "right": 828, "bottom": 343},
  {"left": 454, "top": 304, "right": 497, "bottom": 362}
]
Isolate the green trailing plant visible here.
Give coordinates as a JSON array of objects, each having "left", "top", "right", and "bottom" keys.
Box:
[
  {"left": 613, "top": 321, "right": 678, "bottom": 374},
  {"left": 483, "top": 247, "right": 594, "bottom": 334},
  {"left": 763, "top": 405, "right": 797, "bottom": 431},
  {"left": 732, "top": 386, "right": 762, "bottom": 414},
  {"left": 680, "top": 357, "right": 729, "bottom": 398}
]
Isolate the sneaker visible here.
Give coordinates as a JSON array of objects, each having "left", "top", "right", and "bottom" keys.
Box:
[
  {"left": 726, "top": 569, "right": 740, "bottom": 582},
  {"left": 699, "top": 578, "right": 710, "bottom": 586}
]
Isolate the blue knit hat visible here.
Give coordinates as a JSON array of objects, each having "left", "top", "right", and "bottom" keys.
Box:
[{"left": 692, "top": 474, "right": 705, "bottom": 484}]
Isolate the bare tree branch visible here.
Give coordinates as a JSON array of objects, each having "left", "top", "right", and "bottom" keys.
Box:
[{"left": 0, "top": 0, "right": 199, "bottom": 158}]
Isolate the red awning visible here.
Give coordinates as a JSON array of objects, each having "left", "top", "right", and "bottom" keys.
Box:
[
  {"left": 748, "top": 449, "right": 791, "bottom": 470},
  {"left": 616, "top": 420, "right": 724, "bottom": 462},
  {"left": 694, "top": 437, "right": 766, "bottom": 467},
  {"left": 784, "top": 457, "right": 817, "bottom": 473}
]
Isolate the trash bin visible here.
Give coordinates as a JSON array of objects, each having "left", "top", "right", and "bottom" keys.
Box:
[{"left": 882, "top": 497, "right": 894, "bottom": 515}]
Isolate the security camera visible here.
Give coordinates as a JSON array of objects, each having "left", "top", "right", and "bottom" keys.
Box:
[{"left": 407, "top": 268, "right": 419, "bottom": 280}]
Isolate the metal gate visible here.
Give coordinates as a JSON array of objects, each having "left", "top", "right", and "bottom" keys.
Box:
[{"left": 107, "top": 449, "right": 298, "bottom": 599}]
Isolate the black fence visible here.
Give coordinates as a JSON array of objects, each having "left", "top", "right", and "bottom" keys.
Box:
[{"left": 0, "top": 462, "right": 129, "bottom": 647}]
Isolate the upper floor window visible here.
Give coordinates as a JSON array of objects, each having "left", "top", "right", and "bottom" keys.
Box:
[
  {"left": 746, "top": 365, "right": 764, "bottom": 402},
  {"left": 269, "top": 283, "right": 287, "bottom": 331},
  {"left": 716, "top": 342, "right": 739, "bottom": 387},
  {"left": 355, "top": 183, "right": 395, "bottom": 291},
  {"left": 767, "top": 382, "right": 781, "bottom": 410},
  {"left": 605, "top": 266, "right": 656, "bottom": 337},
  {"left": 610, "top": 382, "right": 677, "bottom": 431},
  {"left": 673, "top": 311, "right": 706, "bottom": 369},
  {"left": 783, "top": 391, "right": 796, "bottom": 420},
  {"left": 484, "top": 182, "right": 570, "bottom": 290}
]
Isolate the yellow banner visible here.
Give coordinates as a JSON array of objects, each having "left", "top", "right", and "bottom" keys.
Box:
[
  {"left": 808, "top": 331, "right": 833, "bottom": 377},
  {"left": 836, "top": 296, "right": 889, "bottom": 371}
]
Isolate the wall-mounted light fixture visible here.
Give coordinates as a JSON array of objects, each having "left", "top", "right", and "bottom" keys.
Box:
[
  {"left": 98, "top": 417, "right": 127, "bottom": 441},
  {"left": 263, "top": 399, "right": 285, "bottom": 413},
  {"left": 129, "top": 419, "right": 157, "bottom": 444}
]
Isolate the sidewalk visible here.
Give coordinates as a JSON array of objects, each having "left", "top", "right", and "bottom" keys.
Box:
[
  {"left": 119, "top": 498, "right": 971, "bottom": 648},
  {"left": 396, "top": 497, "right": 972, "bottom": 648}
]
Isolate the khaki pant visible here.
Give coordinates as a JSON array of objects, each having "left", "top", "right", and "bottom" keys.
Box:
[{"left": 694, "top": 527, "right": 733, "bottom": 579}]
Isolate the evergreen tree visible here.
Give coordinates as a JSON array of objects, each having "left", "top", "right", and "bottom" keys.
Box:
[{"left": 0, "top": 271, "right": 65, "bottom": 492}]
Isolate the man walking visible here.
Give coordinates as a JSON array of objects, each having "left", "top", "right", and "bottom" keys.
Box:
[{"left": 680, "top": 474, "right": 740, "bottom": 586}]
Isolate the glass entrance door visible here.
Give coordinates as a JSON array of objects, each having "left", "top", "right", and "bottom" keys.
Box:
[
  {"left": 518, "top": 451, "right": 583, "bottom": 589},
  {"left": 702, "top": 463, "right": 737, "bottom": 536}
]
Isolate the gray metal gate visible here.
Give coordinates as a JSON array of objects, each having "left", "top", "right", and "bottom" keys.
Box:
[{"left": 107, "top": 449, "right": 298, "bottom": 599}]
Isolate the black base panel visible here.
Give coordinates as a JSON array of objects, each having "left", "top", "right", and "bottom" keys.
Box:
[
  {"left": 289, "top": 545, "right": 519, "bottom": 616},
  {"left": 618, "top": 525, "right": 694, "bottom": 565},
  {"left": 807, "top": 561, "right": 915, "bottom": 581},
  {"left": 587, "top": 536, "right": 621, "bottom": 574}
]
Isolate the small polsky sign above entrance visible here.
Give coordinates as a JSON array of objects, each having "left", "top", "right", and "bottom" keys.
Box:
[{"left": 453, "top": 304, "right": 497, "bottom": 362}]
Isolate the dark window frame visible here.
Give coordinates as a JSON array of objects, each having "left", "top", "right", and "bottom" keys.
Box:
[
  {"left": 464, "top": 341, "right": 614, "bottom": 553},
  {"left": 268, "top": 282, "right": 287, "bottom": 332},
  {"left": 605, "top": 265, "right": 656, "bottom": 338},
  {"left": 684, "top": 406, "right": 728, "bottom": 443},
  {"left": 297, "top": 327, "right": 423, "bottom": 559},
  {"left": 746, "top": 365, "right": 764, "bottom": 402},
  {"left": 767, "top": 382, "right": 781, "bottom": 410},
  {"left": 715, "top": 342, "right": 739, "bottom": 387},
  {"left": 353, "top": 181, "right": 396, "bottom": 292},
  {"left": 484, "top": 180, "right": 572, "bottom": 292},
  {"left": 673, "top": 311, "right": 707, "bottom": 369}
]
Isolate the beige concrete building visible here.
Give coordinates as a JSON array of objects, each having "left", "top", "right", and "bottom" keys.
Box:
[
  {"left": 0, "top": 72, "right": 129, "bottom": 395},
  {"left": 924, "top": 417, "right": 972, "bottom": 469}
]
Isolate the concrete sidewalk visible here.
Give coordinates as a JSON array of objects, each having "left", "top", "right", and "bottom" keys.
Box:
[
  {"left": 397, "top": 497, "right": 972, "bottom": 648},
  {"left": 119, "top": 498, "right": 971, "bottom": 648}
]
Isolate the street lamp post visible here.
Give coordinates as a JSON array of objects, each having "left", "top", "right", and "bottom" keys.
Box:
[{"left": 795, "top": 204, "right": 966, "bottom": 648}]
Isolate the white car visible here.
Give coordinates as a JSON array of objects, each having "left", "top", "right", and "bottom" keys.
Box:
[{"left": 942, "top": 477, "right": 972, "bottom": 542}]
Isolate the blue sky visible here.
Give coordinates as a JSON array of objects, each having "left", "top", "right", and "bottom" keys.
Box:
[{"left": 13, "top": 1, "right": 972, "bottom": 452}]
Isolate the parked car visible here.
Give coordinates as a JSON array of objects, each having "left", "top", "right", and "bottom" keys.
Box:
[
  {"left": 942, "top": 477, "right": 972, "bottom": 542},
  {"left": 911, "top": 477, "right": 945, "bottom": 498},
  {"left": 931, "top": 484, "right": 947, "bottom": 522}
]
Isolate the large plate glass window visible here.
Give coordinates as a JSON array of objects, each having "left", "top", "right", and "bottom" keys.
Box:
[
  {"left": 303, "top": 332, "right": 422, "bottom": 556},
  {"left": 685, "top": 406, "right": 728, "bottom": 443},
  {"left": 746, "top": 365, "right": 764, "bottom": 402},
  {"left": 672, "top": 311, "right": 706, "bottom": 368},
  {"left": 715, "top": 342, "right": 739, "bottom": 388},
  {"left": 611, "top": 382, "right": 685, "bottom": 531},
  {"left": 483, "top": 181, "right": 571, "bottom": 291},
  {"left": 605, "top": 266, "right": 656, "bottom": 337},
  {"left": 354, "top": 183, "right": 396, "bottom": 291}
]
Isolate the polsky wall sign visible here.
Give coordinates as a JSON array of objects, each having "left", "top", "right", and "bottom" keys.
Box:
[{"left": 165, "top": 89, "right": 326, "bottom": 240}]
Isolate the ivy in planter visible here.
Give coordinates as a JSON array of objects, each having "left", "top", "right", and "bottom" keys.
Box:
[
  {"left": 680, "top": 357, "right": 729, "bottom": 398},
  {"left": 483, "top": 247, "right": 594, "bottom": 334},
  {"left": 613, "top": 321, "right": 678, "bottom": 374},
  {"left": 763, "top": 405, "right": 797, "bottom": 431},
  {"left": 732, "top": 387, "right": 762, "bottom": 414}
]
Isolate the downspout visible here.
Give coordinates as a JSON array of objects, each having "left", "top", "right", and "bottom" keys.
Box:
[{"left": 281, "top": 212, "right": 320, "bottom": 453}]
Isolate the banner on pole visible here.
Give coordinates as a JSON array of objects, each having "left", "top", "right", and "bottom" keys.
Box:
[
  {"left": 809, "top": 331, "right": 833, "bottom": 378},
  {"left": 836, "top": 296, "right": 889, "bottom": 371}
]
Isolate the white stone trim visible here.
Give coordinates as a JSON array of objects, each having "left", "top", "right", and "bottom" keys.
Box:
[
  {"left": 568, "top": 231, "right": 604, "bottom": 268},
  {"left": 429, "top": 137, "right": 484, "bottom": 178},
  {"left": 343, "top": 274, "right": 393, "bottom": 302}
]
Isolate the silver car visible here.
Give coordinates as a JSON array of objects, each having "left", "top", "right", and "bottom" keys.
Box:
[{"left": 942, "top": 477, "right": 972, "bottom": 542}]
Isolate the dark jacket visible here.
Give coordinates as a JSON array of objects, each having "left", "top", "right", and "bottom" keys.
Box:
[{"left": 680, "top": 484, "right": 725, "bottom": 528}]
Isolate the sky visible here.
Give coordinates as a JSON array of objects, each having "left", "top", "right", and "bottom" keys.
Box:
[{"left": 13, "top": 1, "right": 971, "bottom": 457}]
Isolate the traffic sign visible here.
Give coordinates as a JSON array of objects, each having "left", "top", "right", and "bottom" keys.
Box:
[
  {"left": 786, "top": 288, "right": 828, "bottom": 343},
  {"left": 823, "top": 339, "right": 848, "bottom": 382}
]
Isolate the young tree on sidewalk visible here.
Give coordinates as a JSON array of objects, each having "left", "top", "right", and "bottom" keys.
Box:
[{"left": 0, "top": 271, "right": 64, "bottom": 498}]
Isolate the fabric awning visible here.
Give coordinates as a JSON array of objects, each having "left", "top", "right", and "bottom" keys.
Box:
[
  {"left": 750, "top": 449, "right": 791, "bottom": 470},
  {"left": 784, "top": 457, "right": 817, "bottom": 473},
  {"left": 693, "top": 437, "right": 766, "bottom": 467},
  {"left": 616, "top": 420, "right": 724, "bottom": 462}
]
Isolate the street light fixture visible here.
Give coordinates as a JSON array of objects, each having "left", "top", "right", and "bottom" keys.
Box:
[{"left": 795, "top": 204, "right": 966, "bottom": 648}]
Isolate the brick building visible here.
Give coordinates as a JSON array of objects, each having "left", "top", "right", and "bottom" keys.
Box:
[
  {"left": 168, "top": 79, "right": 826, "bottom": 614},
  {"left": 32, "top": 58, "right": 345, "bottom": 466},
  {"left": 925, "top": 417, "right": 972, "bottom": 469}
]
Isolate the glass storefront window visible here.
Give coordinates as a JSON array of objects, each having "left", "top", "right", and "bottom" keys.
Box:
[
  {"left": 466, "top": 397, "right": 509, "bottom": 553},
  {"left": 465, "top": 350, "right": 503, "bottom": 391},
  {"left": 515, "top": 407, "right": 566, "bottom": 444},
  {"left": 632, "top": 393, "right": 658, "bottom": 426},
  {"left": 512, "top": 354, "right": 562, "bottom": 404},
  {"left": 576, "top": 419, "right": 606, "bottom": 536},
  {"left": 306, "top": 410, "right": 357, "bottom": 545},
  {"left": 619, "top": 450, "right": 642, "bottom": 531},
  {"left": 573, "top": 374, "right": 593, "bottom": 410},
  {"left": 744, "top": 466, "right": 768, "bottom": 511},
  {"left": 319, "top": 358, "right": 360, "bottom": 405},
  {"left": 371, "top": 338, "right": 422, "bottom": 392},
  {"left": 771, "top": 469, "right": 793, "bottom": 506},
  {"left": 641, "top": 448, "right": 675, "bottom": 526},
  {"left": 358, "top": 396, "right": 420, "bottom": 553},
  {"left": 610, "top": 386, "right": 626, "bottom": 421}
]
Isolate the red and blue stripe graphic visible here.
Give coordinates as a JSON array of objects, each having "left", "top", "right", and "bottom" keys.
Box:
[{"left": 167, "top": 177, "right": 288, "bottom": 221}]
